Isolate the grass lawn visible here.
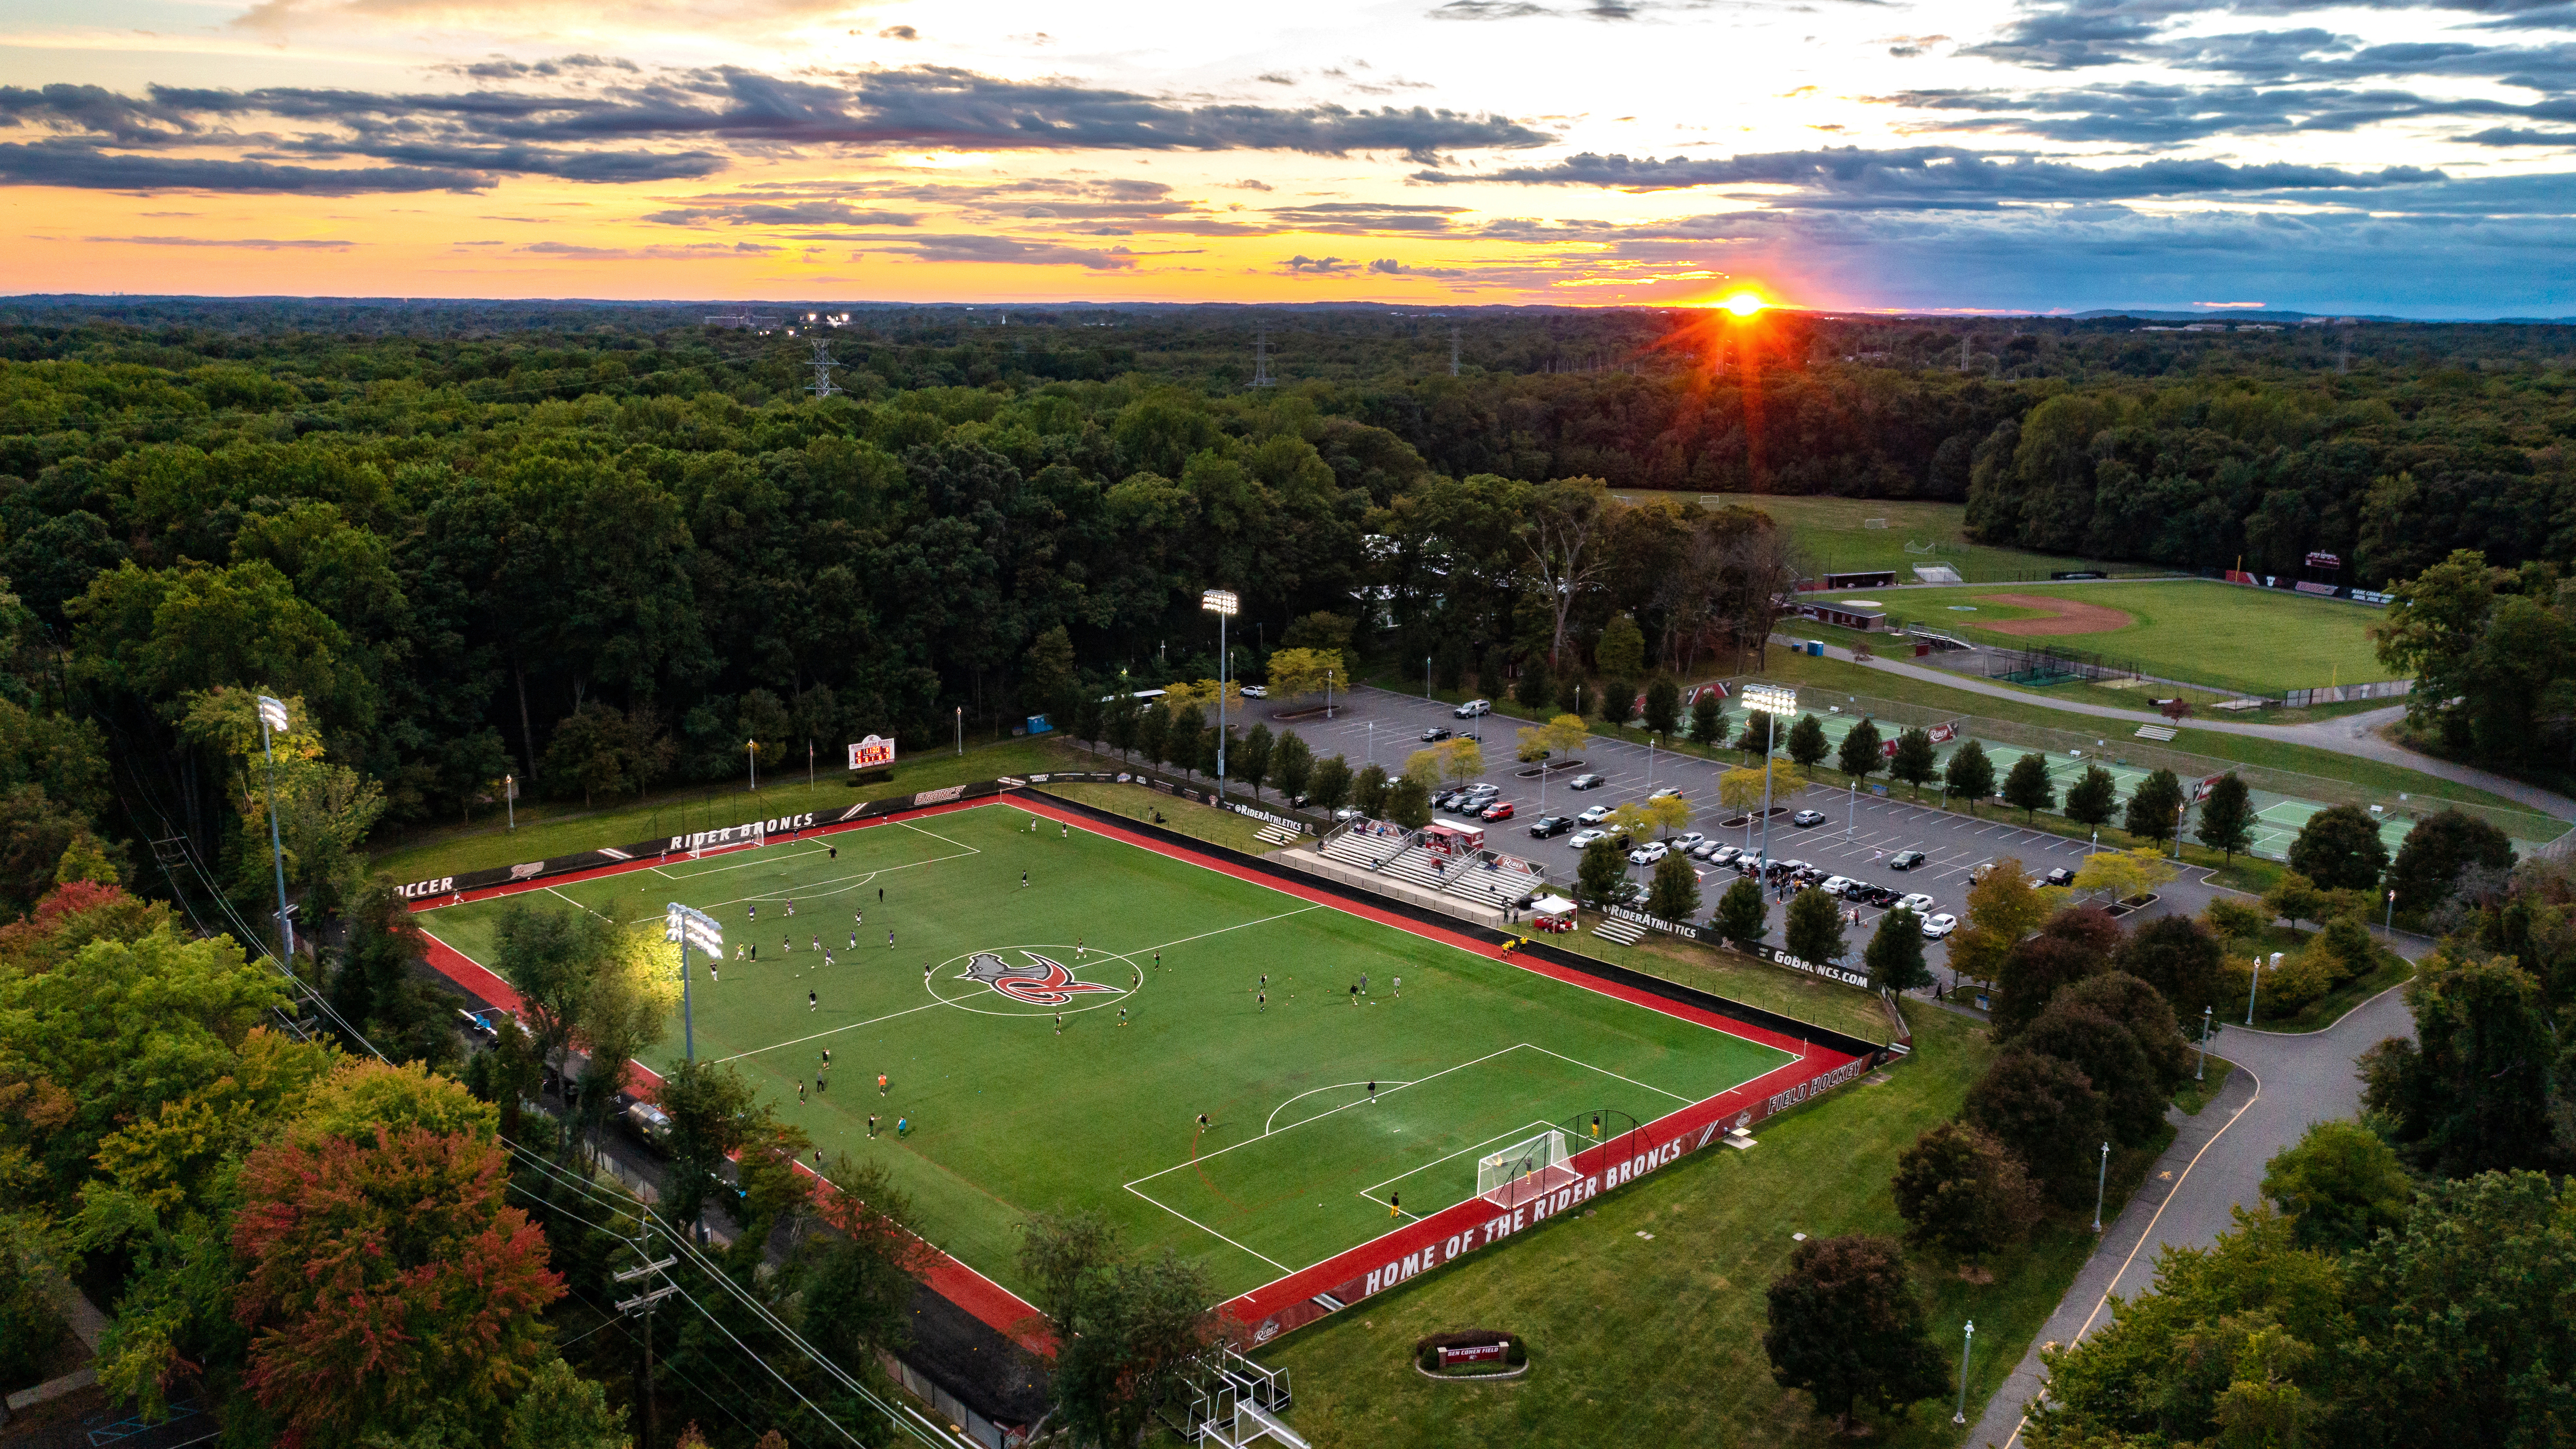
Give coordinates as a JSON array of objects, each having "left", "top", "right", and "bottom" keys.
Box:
[
  {"left": 369, "top": 736, "right": 1074, "bottom": 883},
  {"left": 1038, "top": 780, "right": 1291, "bottom": 856},
  {"left": 1814, "top": 578, "right": 2395, "bottom": 697},
  {"left": 2227, "top": 924, "right": 2417, "bottom": 1033},
  {"left": 413, "top": 800, "right": 1795, "bottom": 1304},
  {"left": 1538, "top": 916, "right": 1898, "bottom": 1047},
  {"left": 1627, "top": 494, "right": 2167, "bottom": 586},
  {"left": 1253, "top": 1004, "right": 2163, "bottom": 1449}
]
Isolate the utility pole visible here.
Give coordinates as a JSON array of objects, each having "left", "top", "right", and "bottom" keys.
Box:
[
  {"left": 1250, "top": 325, "right": 1276, "bottom": 388},
  {"left": 255, "top": 696, "right": 297, "bottom": 966},
  {"left": 616, "top": 1243, "right": 681, "bottom": 1449},
  {"left": 2092, "top": 1141, "right": 2110, "bottom": 1232},
  {"left": 807, "top": 339, "right": 843, "bottom": 400},
  {"left": 1450, "top": 325, "right": 1460, "bottom": 377}
]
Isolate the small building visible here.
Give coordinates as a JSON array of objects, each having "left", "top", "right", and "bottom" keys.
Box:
[
  {"left": 1425, "top": 819, "right": 1488, "bottom": 856},
  {"left": 1800, "top": 601, "right": 1888, "bottom": 632},
  {"left": 1819, "top": 569, "right": 1897, "bottom": 590}
]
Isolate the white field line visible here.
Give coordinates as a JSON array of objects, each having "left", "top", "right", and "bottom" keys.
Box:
[
  {"left": 715, "top": 999, "right": 952, "bottom": 1063},
  {"left": 1136, "top": 903, "right": 1325, "bottom": 956},
  {"left": 1360, "top": 1121, "right": 1558, "bottom": 1199},
  {"left": 1264, "top": 1080, "right": 1421, "bottom": 1135},
  {"left": 1120, "top": 1186, "right": 1297, "bottom": 1275},
  {"left": 1520, "top": 1043, "right": 1697, "bottom": 1106},
  {"left": 1126, "top": 1043, "right": 1537, "bottom": 1189}
]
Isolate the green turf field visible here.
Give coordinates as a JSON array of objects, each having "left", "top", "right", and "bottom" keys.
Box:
[
  {"left": 1611, "top": 494, "right": 2137, "bottom": 583},
  {"left": 416, "top": 801, "right": 1793, "bottom": 1302},
  {"left": 1821, "top": 578, "right": 2395, "bottom": 695}
]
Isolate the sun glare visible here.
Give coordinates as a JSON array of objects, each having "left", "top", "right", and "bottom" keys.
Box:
[{"left": 1720, "top": 291, "right": 1767, "bottom": 317}]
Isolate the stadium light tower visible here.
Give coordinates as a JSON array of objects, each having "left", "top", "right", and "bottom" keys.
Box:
[
  {"left": 1203, "top": 589, "right": 1239, "bottom": 801},
  {"left": 255, "top": 695, "right": 296, "bottom": 965},
  {"left": 1743, "top": 683, "right": 1797, "bottom": 882},
  {"left": 665, "top": 904, "right": 722, "bottom": 1061}
]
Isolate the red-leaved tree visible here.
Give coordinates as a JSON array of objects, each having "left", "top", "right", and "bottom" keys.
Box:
[{"left": 230, "top": 1124, "right": 563, "bottom": 1446}]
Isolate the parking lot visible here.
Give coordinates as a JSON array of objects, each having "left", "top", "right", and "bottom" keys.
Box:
[{"left": 1281, "top": 686, "right": 2218, "bottom": 971}]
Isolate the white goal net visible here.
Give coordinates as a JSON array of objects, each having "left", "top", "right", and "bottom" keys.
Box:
[{"left": 1476, "top": 1130, "right": 1577, "bottom": 1210}]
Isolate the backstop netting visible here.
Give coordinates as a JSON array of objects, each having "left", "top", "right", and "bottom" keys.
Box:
[{"left": 1477, "top": 1130, "right": 1577, "bottom": 1210}]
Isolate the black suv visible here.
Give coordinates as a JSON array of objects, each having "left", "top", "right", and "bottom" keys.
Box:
[{"left": 1529, "top": 815, "right": 1574, "bottom": 839}]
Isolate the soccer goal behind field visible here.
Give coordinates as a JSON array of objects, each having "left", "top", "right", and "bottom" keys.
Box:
[{"left": 1477, "top": 1130, "right": 1577, "bottom": 1211}]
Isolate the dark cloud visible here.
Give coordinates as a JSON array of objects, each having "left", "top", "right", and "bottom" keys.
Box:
[
  {"left": 1366, "top": 256, "right": 1469, "bottom": 275},
  {"left": 83, "top": 234, "right": 354, "bottom": 248},
  {"left": 877, "top": 234, "right": 1139, "bottom": 268},
  {"left": 0, "top": 83, "right": 199, "bottom": 145},
  {"left": 454, "top": 54, "right": 639, "bottom": 80},
  {"left": 1267, "top": 200, "right": 1470, "bottom": 232},
  {"left": 1282, "top": 254, "right": 1355, "bottom": 272},
  {"left": 2463, "top": 124, "right": 2576, "bottom": 140},
  {"left": 878, "top": 25, "right": 917, "bottom": 39},
  {"left": 0, "top": 140, "right": 479, "bottom": 192},
  {"left": 1415, "top": 145, "right": 2444, "bottom": 206},
  {"left": 1879, "top": 81, "right": 2564, "bottom": 142}
]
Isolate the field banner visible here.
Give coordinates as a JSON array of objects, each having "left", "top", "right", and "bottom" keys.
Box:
[
  {"left": 849, "top": 734, "right": 897, "bottom": 770},
  {"left": 2192, "top": 773, "right": 2226, "bottom": 803},
  {"left": 1928, "top": 722, "right": 1959, "bottom": 744}
]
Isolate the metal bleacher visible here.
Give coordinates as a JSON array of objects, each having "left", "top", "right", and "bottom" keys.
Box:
[{"left": 1315, "top": 819, "right": 1545, "bottom": 908}]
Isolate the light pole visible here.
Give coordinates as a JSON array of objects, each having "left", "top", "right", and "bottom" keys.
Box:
[
  {"left": 2247, "top": 953, "right": 2266, "bottom": 1025},
  {"left": 1952, "top": 1320, "right": 1975, "bottom": 1425},
  {"left": 664, "top": 904, "right": 721, "bottom": 1062},
  {"left": 1204, "top": 590, "right": 1239, "bottom": 803},
  {"left": 505, "top": 773, "right": 515, "bottom": 832},
  {"left": 254, "top": 695, "right": 297, "bottom": 966},
  {"left": 1366, "top": 719, "right": 1375, "bottom": 766},
  {"left": 1424, "top": 654, "right": 1433, "bottom": 701},
  {"left": 2384, "top": 888, "right": 2395, "bottom": 936},
  {"left": 746, "top": 739, "right": 758, "bottom": 791},
  {"left": 954, "top": 706, "right": 962, "bottom": 756},
  {"left": 2197, "top": 1004, "right": 2213, "bottom": 1080},
  {"left": 2092, "top": 1141, "right": 2110, "bottom": 1233},
  {"left": 1744, "top": 684, "right": 1797, "bottom": 885},
  {"left": 1326, "top": 668, "right": 1335, "bottom": 720}
]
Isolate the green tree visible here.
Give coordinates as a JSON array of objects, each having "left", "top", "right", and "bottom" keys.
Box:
[
  {"left": 1596, "top": 611, "right": 1647, "bottom": 680},
  {"left": 1479, "top": 644, "right": 1512, "bottom": 701},
  {"left": 502, "top": 1358, "right": 629, "bottom": 1449},
  {"left": 1022, "top": 624, "right": 1077, "bottom": 717},
  {"left": 1786, "top": 713, "right": 1830, "bottom": 769},
  {"left": 2386, "top": 808, "right": 2516, "bottom": 917},
  {"left": 2062, "top": 763, "right": 2119, "bottom": 827},
  {"left": 1018, "top": 1212, "right": 1221, "bottom": 1449},
  {"left": 1578, "top": 835, "right": 1629, "bottom": 906},
  {"left": 1264, "top": 648, "right": 1344, "bottom": 707},
  {"left": 1714, "top": 875, "right": 1768, "bottom": 947},
  {"left": 1990, "top": 906, "right": 2122, "bottom": 1037},
  {"left": 2258, "top": 1120, "right": 2412, "bottom": 1255},
  {"left": 1514, "top": 654, "right": 1553, "bottom": 712},
  {"left": 2264, "top": 870, "right": 2329, "bottom": 931},
  {"left": 2360, "top": 951, "right": 2561, "bottom": 1177},
  {"left": 1433, "top": 637, "right": 1468, "bottom": 692},
  {"left": 2196, "top": 772, "right": 2255, "bottom": 863},
  {"left": 2002, "top": 752, "right": 2056, "bottom": 820},
  {"left": 1132, "top": 702, "right": 1169, "bottom": 770},
  {"left": 1888, "top": 727, "right": 1938, "bottom": 798},
  {"left": 653, "top": 1057, "right": 758, "bottom": 1232},
  {"left": 1785, "top": 886, "right": 1846, "bottom": 965},
  {"left": 1306, "top": 754, "right": 1352, "bottom": 815},
  {"left": 2124, "top": 767, "right": 2186, "bottom": 845},
  {"left": 1234, "top": 721, "right": 1273, "bottom": 797},
  {"left": 1642, "top": 676, "right": 1682, "bottom": 742},
  {"left": 2287, "top": 803, "right": 2391, "bottom": 892},
  {"left": 1945, "top": 738, "right": 1996, "bottom": 812},
  {"left": 1763, "top": 1236, "right": 1950, "bottom": 1436},
  {"left": 1385, "top": 775, "right": 1433, "bottom": 830},
  {"left": 1647, "top": 848, "right": 1702, "bottom": 922},
  {"left": 538, "top": 702, "right": 674, "bottom": 807},
  {"left": 1948, "top": 858, "right": 2052, "bottom": 986},
  {"left": 1688, "top": 689, "right": 1724, "bottom": 748},
  {"left": 2117, "top": 914, "right": 2229, "bottom": 1018},
  {"left": 1598, "top": 677, "right": 1635, "bottom": 727},
  {"left": 1165, "top": 702, "right": 1207, "bottom": 776},
  {"left": 1891, "top": 1123, "right": 2039, "bottom": 1263},
  {"left": 1271, "top": 730, "right": 1313, "bottom": 804},
  {"left": 1965, "top": 1048, "right": 2108, "bottom": 1207},
  {"left": 1865, "top": 907, "right": 1932, "bottom": 993},
  {"left": 1836, "top": 717, "right": 1884, "bottom": 783},
  {"left": 1351, "top": 762, "right": 1390, "bottom": 818},
  {"left": 2019, "top": 996, "right": 2166, "bottom": 1144},
  {"left": 1555, "top": 669, "right": 1585, "bottom": 718}
]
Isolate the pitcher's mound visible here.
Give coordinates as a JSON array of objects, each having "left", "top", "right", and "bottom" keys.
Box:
[{"left": 1981, "top": 593, "right": 2134, "bottom": 637}]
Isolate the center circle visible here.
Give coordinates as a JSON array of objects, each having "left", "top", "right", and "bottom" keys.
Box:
[{"left": 924, "top": 943, "right": 1145, "bottom": 1018}]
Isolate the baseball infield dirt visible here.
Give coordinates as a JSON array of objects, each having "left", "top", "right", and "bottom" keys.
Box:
[{"left": 1979, "top": 593, "right": 2136, "bottom": 637}]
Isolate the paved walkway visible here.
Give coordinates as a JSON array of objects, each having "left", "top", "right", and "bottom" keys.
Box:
[
  {"left": 1791, "top": 640, "right": 2576, "bottom": 822},
  {"left": 1962, "top": 976, "right": 2420, "bottom": 1447}
]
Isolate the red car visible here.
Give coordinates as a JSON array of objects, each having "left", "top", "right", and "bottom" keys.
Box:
[{"left": 1480, "top": 801, "right": 1516, "bottom": 821}]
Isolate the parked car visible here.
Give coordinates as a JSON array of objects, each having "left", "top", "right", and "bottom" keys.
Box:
[
  {"left": 1529, "top": 815, "right": 1573, "bottom": 839},
  {"left": 1675, "top": 831, "right": 1706, "bottom": 849},
  {"left": 1649, "top": 786, "right": 1686, "bottom": 802},
  {"left": 1922, "top": 912, "right": 1959, "bottom": 939},
  {"left": 1241, "top": 684, "right": 1268, "bottom": 699},
  {"left": 1860, "top": 884, "right": 1901, "bottom": 907},
  {"left": 1969, "top": 861, "right": 1998, "bottom": 883},
  {"left": 1576, "top": 804, "right": 1613, "bottom": 825},
  {"left": 1899, "top": 892, "right": 1935, "bottom": 914},
  {"left": 1687, "top": 841, "right": 1723, "bottom": 861},
  {"left": 1421, "top": 725, "right": 1453, "bottom": 742},
  {"left": 2045, "top": 866, "right": 2077, "bottom": 887},
  {"left": 1465, "top": 781, "right": 1501, "bottom": 801},
  {"left": 1569, "top": 828, "right": 1606, "bottom": 849},
  {"left": 1434, "top": 789, "right": 1466, "bottom": 812},
  {"left": 1567, "top": 773, "right": 1606, "bottom": 791},
  {"left": 1791, "top": 809, "right": 1827, "bottom": 827},
  {"left": 1481, "top": 801, "right": 1516, "bottom": 821},
  {"left": 1888, "top": 850, "right": 1926, "bottom": 870},
  {"left": 1819, "top": 875, "right": 1855, "bottom": 896},
  {"left": 1709, "top": 845, "right": 1743, "bottom": 864},
  {"left": 1335, "top": 806, "right": 1366, "bottom": 822},
  {"left": 1455, "top": 698, "right": 1492, "bottom": 718},
  {"left": 1629, "top": 841, "right": 1670, "bottom": 866}
]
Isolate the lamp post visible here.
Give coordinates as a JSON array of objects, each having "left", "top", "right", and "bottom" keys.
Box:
[
  {"left": 2197, "top": 1004, "right": 2213, "bottom": 1081},
  {"left": 954, "top": 706, "right": 962, "bottom": 756},
  {"left": 2384, "top": 888, "right": 2395, "bottom": 936},
  {"left": 1744, "top": 684, "right": 1797, "bottom": 885},
  {"left": 2247, "top": 953, "right": 2265, "bottom": 1025},
  {"left": 1952, "top": 1320, "right": 1976, "bottom": 1425},
  {"left": 664, "top": 904, "right": 721, "bottom": 1062},
  {"left": 1424, "top": 654, "right": 1433, "bottom": 701},
  {"left": 2092, "top": 1140, "right": 2110, "bottom": 1233},
  {"left": 1326, "top": 668, "right": 1335, "bottom": 720},
  {"left": 746, "top": 740, "right": 758, "bottom": 791},
  {"left": 254, "top": 695, "right": 297, "bottom": 966},
  {"left": 1204, "top": 590, "right": 1239, "bottom": 803},
  {"left": 505, "top": 773, "right": 515, "bottom": 832}
]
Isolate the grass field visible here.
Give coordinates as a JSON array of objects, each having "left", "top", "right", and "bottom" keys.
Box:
[
  {"left": 1617, "top": 494, "right": 2159, "bottom": 585},
  {"left": 414, "top": 799, "right": 1795, "bottom": 1303},
  {"left": 1819, "top": 578, "right": 2393, "bottom": 696}
]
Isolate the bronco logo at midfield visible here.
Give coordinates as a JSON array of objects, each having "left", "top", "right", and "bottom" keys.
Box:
[{"left": 959, "top": 951, "right": 1124, "bottom": 1006}]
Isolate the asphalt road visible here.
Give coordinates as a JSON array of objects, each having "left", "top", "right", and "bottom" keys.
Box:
[{"left": 1285, "top": 686, "right": 2221, "bottom": 965}]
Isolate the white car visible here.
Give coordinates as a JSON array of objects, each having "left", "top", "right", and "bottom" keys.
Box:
[
  {"left": 1241, "top": 684, "right": 1269, "bottom": 699},
  {"left": 1819, "top": 875, "right": 1855, "bottom": 896},
  {"left": 1921, "top": 912, "right": 1959, "bottom": 939},
  {"left": 1899, "top": 893, "right": 1936, "bottom": 915},
  {"left": 1455, "top": 698, "right": 1492, "bottom": 718},
  {"left": 1675, "top": 831, "right": 1706, "bottom": 849},
  {"left": 1570, "top": 828, "right": 1607, "bottom": 849},
  {"left": 1628, "top": 841, "right": 1670, "bottom": 866},
  {"left": 1576, "top": 805, "right": 1613, "bottom": 825},
  {"left": 1649, "top": 787, "right": 1685, "bottom": 802},
  {"left": 1710, "top": 845, "right": 1743, "bottom": 864}
]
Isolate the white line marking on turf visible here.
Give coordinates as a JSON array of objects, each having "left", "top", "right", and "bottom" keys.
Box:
[
  {"left": 1265, "top": 1080, "right": 1420, "bottom": 1135},
  {"left": 1138, "top": 903, "right": 1325, "bottom": 955},
  {"left": 544, "top": 884, "right": 615, "bottom": 920},
  {"left": 1127, "top": 1043, "right": 1537, "bottom": 1186},
  {"left": 1121, "top": 1185, "right": 1297, "bottom": 1274},
  {"left": 1521, "top": 1043, "right": 1696, "bottom": 1105},
  {"left": 1360, "top": 1121, "right": 1557, "bottom": 1198},
  {"left": 714, "top": 1000, "right": 949, "bottom": 1063}
]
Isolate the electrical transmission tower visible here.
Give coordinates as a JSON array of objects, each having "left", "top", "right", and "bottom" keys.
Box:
[
  {"left": 1249, "top": 323, "right": 1276, "bottom": 388},
  {"left": 1450, "top": 325, "right": 1460, "bottom": 377},
  {"left": 806, "top": 338, "right": 843, "bottom": 400}
]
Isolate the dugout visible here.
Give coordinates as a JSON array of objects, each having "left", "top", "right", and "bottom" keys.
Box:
[
  {"left": 1821, "top": 569, "right": 1898, "bottom": 590},
  {"left": 1425, "top": 820, "right": 1488, "bottom": 856},
  {"left": 1798, "top": 601, "right": 1888, "bottom": 632}
]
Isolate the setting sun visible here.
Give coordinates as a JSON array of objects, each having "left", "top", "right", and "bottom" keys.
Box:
[{"left": 1720, "top": 291, "right": 1767, "bottom": 317}]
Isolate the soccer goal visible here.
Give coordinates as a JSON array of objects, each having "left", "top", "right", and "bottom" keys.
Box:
[{"left": 1477, "top": 1129, "right": 1577, "bottom": 1211}]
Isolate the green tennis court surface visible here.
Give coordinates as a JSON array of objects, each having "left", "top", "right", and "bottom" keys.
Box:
[{"left": 416, "top": 801, "right": 1792, "bottom": 1301}]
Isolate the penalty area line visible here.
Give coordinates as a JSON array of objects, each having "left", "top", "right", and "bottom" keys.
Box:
[{"left": 1123, "top": 1184, "right": 1296, "bottom": 1276}]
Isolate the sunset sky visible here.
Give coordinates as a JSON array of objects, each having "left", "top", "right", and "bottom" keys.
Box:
[{"left": 3, "top": 0, "right": 2571, "bottom": 313}]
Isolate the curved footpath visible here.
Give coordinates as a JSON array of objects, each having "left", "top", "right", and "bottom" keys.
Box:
[
  {"left": 1960, "top": 967, "right": 2421, "bottom": 1448},
  {"left": 1791, "top": 641, "right": 2576, "bottom": 823}
]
